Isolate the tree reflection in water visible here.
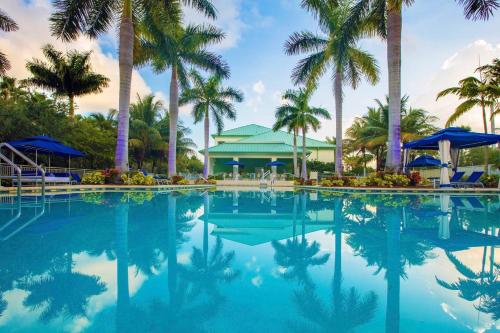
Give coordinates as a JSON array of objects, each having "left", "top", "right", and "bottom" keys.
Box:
[
  {"left": 272, "top": 194, "right": 330, "bottom": 287},
  {"left": 284, "top": 194, "right": 378, "bottom": 333}
]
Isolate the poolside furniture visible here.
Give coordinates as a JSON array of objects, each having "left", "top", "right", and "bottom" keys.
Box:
[
  {"left": 451, "top": 171, "right": 484, "bottom": 188},
  {"left": 433, "top": 171, "right": 464, "bottom": 188},
  {"left": 403, "top": 127, "right": 500, "bottom": 187}
]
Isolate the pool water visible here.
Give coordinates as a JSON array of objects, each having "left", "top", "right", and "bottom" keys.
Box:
[{"left": 0, "top": 189, "right": 498, "bottom": 333}]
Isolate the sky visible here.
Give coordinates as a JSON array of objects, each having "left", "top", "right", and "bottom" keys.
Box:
[{"left": 1, "top": 0, "right": 500, "bottom": 150}]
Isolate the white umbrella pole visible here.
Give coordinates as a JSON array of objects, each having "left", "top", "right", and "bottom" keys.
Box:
[{"left": 438, "top": 140, "right": 451, "bottom": 187}]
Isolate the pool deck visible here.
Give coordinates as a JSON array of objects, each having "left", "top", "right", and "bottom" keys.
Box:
[
  {"left": 0, "top": 184, "right": 215, "bottom": 195},
  {"left": 296, "top": 185, "right": 500, "bottom": 194}
]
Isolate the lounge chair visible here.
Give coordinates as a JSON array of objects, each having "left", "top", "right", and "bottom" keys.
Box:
[
  {"left": 451, "top": 171, "right": 484, "bottom": 188},
  {"left": 433, "top": 171, "right": 464, "bottom": 188}
]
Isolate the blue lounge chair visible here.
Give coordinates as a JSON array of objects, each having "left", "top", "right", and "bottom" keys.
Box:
[
  {"left": 451, "top": 171, "right": 484, "bottom": 188},
  {"left": 433, "top": 171, "right": 464, "bottom": 188}
]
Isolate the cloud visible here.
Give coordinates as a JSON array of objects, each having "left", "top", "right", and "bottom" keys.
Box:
[
  {"left": 0, "top": 0, "right": 151, "bottom": 115},
  {"left": 252, "top": 80, "right": 266, "bottom": 94},
  {"left": 183, "top": 0, "right": 245, "bottom": 50},
  {"left": 246, "top": 80, "right": 266, "bottom": 112},
  {"left": 414, "top": 39, "right": 500, "bottom": 132}
]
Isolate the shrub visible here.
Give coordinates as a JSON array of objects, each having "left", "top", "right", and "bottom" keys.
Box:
[
  {"left": 408, "top": 172, "right": 422, "bottom": 186},
  {"left": 331, "top": 179, "right": 344, "bottom": 186},
  {"left": 176, "top": 179, "right": 190, "bottom": 185},
  {"left": 481, "top": 174, "right": 499, "bottom": 188},
  {"left": 102, "top": 168, "right": 121, "bottom": 184},
  {"left": 304, "top": 179, "right": 317, "bottom": 186},
  {"left": 294, "top": 177, "right": 305, "bottom": 185},
  {"left": 81, "top": 172, "right": 105, "bottom": 185},
  {"left": 171, "top": 175, "right": 185, "bottom": 185},
  {"left": 383, "top": 173, "right": 410, "bottom": 187},
  {"left": 121, "top": 172, "right": 155, "bottom": 186},
  {"left": 320, "top": 179, "right": 332, "bottom": 187}
]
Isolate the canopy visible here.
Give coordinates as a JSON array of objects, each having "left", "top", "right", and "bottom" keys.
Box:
[
  {"left": 7, "top": 136, "right": 85, "bottom": 158},
  {"left": 224, "top": 160, "right": 244, "bottom": 166},
  {"left": 403, "top": 127, "right": 500, "bottom": 150},
  {"left": 266, "top": 161, "right": 286, "bottom": 167},
  {"left": 406, "top": 154, "right": 441, "bottom": 168}
]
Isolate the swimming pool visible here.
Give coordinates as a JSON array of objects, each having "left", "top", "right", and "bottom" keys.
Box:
[{"left": 0, "top": 189, "right": 498, "bottom": 332}]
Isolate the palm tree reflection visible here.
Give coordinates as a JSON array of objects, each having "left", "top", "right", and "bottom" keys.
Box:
[
  {"left": 436, "top": 250, "right": 499, "bottom": 320},
  {"left": 181, "top": 193, "right": 240, "bottom": 300},
  {"left": 288, "top": 195, "right": 378, "bottom": 333},
  {"left": 145, "top": 192, "right": 233, "bottom": 332},
  {"left": 19, "top": 268, "right": 106, "bottom": 322},
  {"left": 272, "top": 194, "right": 330, "bottom": 287}
]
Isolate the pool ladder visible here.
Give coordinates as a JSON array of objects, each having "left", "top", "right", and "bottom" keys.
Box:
[
  {"left": 0, "top": 142, "right": 46, "bottom": 196},
  {"left": 0, "top": 195, "right": 45, "bottom": 241},
  {"left": 260, "top": 170, "right": 272, "bottom": 188}
]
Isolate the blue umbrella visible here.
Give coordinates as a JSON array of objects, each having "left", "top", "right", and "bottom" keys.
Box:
[
  {"left": 406, "top": 154, "right": 441, "bottom": 168},
  {"left": 266, "top": 161, "right": 286, "bottom": 167},
  {"left": 224, "top": 161, "right": 244, "bottom": 166}
]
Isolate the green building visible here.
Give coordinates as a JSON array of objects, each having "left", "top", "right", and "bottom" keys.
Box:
[{"left": 202, "top": 124, "right": 335, "bottom": 175}]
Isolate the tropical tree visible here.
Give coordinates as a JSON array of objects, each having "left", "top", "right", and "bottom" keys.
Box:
[
  {"left": 180, "top": 71, "right": 243, "bottom": 178},
  {"left": 345, "top": 96, "right": 438, "bottom": 170},
  {"left": 49, "top": 0, "right": 217, "bottom": 171},
  {"left": 437, "top": 76, "right": 500, "bottom": 170},
  {"left": 276, "top": 88, "right": 330, "bottom": 180},
  {"left": 0, "top": 9, "right": 18, "bottom": 76},
  {"left": 477, "top": 58, "right": 500, "bottom": 136},
  {"left": 342, "top": 0, "right": 498, "bottom": 171},
  {"left": 273, "top": 91, "right": 302, "bottom": 177},
  {"left": 139, "top": 13, "right": 229, "bottom": 177},
  {"left": 23, "top": 44, "right": 109, "bottom": 120},
  {"left": 285, "top": 0, "right": 379, "bottom": 176}
]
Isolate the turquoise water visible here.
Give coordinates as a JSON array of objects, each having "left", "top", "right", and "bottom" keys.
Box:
[{"left": 0, "top": 189, "right": 498, "bottom": 333}]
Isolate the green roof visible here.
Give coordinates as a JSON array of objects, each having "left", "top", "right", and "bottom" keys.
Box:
[
  {"left": 238, "top": 130, "right": 334, "bottom": 148},
  {"left": 214, "top": 124, "right": 270, "bottom": 137},
  {"left": 203, "top": 142, "right": 307, "bottom": 154}
]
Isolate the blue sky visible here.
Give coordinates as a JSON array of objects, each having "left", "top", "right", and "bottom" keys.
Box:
[{"left": 2, "top": 0, "right": 500, "bottom": 150}]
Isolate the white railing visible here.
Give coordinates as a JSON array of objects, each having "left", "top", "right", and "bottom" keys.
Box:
[{"left": 0, "top": 143, "right": 45, "bottom": 194}]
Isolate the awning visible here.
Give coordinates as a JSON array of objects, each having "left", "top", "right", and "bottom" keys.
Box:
[
  {"left": 406, "top": 154, "right": 441, "bottom": 167},
  {"left": 266, "top": 161, "right": 286, "bottom": 167},
  {"left": 403, "top": 127, "right": 500, "bottom": 150},
  {"left": 7, "top": 135, "right": 85, "bottom": 157}
]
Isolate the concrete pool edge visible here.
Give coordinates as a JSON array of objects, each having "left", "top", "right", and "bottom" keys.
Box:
[
  {"left": 295, "top": 185, "right": 500, "bottom": 194},
  {"left": 0, "top": 184, "right": 216, "bottom": 195}
]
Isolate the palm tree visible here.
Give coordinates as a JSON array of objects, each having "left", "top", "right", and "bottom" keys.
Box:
[
  {"left": 0, "top": 9, "right": 18, "bottom": 76},
  {"left": 273, "top": 94, "right": 302, "bottom": 177},
  {"left": 285, "top": 0, "right": 379, "bottom": 176},
  {"left": 180, "top": 71, "right": 243, "bottom": 178},
  {"left": 342, "top": 0, "right": 498, "bottom": 171},
  {"left": 345, "top": 96, "right": 438, "bottom": 170},
  {"left": 24, "top": 44, "right": 109, "bottom": 120},
  {"left": 437, "top": 76, "right": 499, "bottom": 170},
  {"left": 277, "top": 88, "right": 330, "bottom": 180},
  {"left": 139, "top": 15, "right": 229, "bottom": 177},
  {"left": 478, "top": 58, "right": 500, "bottom": 140},
  {"left": 49, "top": 0, "right": 217, "bottom": 171},
  {"left": 129, "top": 94, "right": 165, "bottom": 169}
]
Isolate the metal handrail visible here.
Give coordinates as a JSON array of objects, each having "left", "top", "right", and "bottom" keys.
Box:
[
  {"left": 0, "top": 152, "right": 22, "bottom": 196},
  {"left": 0, "top": 143, "right": 45, "bottom": 195},
  {"left": 0, "top": 199, "right": 45, "bottom": 241}
]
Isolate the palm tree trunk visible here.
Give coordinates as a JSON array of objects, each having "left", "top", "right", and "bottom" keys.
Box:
[
  {"left": 68, "top": 95, "right": 75, "bottom": 121},
  {"left": 167, "top": 195, "right": 178, "bottom": 305},
  {"left": 203, "top": 112, "right": 210, "bottom": 178},
  {"left": 334, "top": 71, "right": 343, "bottom": 176},
  {"left": 385, "top": 207, "right": 401, "bottom": 333},
  {"left": 293, "top": 128, "right": 299, "bottom": 177},
  {"left": 168, "top": 67, "right": 179, "bottom": 177},
  {"left": 482, "top": 100, "right": 489, "bottom": 173},
  {"left": 115, "top": 202, "right": 130, "bottom": 332},
  {"left": 301, "top": 128, "right": 308, "bottom": 180},
  {"left": 203, "top": 193, "right": 209, "bottom": 267},
  {"left": 114, "top": 11, "right": 134, "bottom": 172},
  {"left": 386, "top": 7, "right": 402, "bottom": 172},
  {"left": 333, "top": 199, "right": 342, "bottom": 318}
]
